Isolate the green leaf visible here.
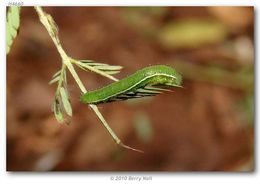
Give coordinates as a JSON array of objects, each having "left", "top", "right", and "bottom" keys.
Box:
[
  {"left": 79, "top": 60, "right": 123, "bottom": 75},
  {"left": 52, "top": 70, "right": 61, "bottom": 78},
  {"left": 10, "top": 7, "right": 20, "bottom": 29},
  {"left": 59, "top": 87, "right": 72, "bottom": 116},
  {"left": 49, "top": 75, "right": 60, "bottom": 85},
  {"left": 6, "top": 6, "right": 21, "bottom": 54},
  {"left": 52, "top": 100, "right": 64, "bottom": 123},
  {"left": 104, "top": 70, "right": 121, "bottom": 75},
  {"left": 94, "top": 65, "right": 122, "bottom": 71}
]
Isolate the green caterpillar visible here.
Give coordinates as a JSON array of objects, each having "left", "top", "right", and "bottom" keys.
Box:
[{"left": 80, "top": 65, "right": 182, "bottom": 104}]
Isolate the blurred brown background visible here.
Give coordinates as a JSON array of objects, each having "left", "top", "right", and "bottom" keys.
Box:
[{"left": 7, "top": 7, "right": 254, "bottom": 171}]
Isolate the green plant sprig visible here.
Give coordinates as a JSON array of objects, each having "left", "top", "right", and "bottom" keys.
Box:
[
  {"left": 6, "top": 6, "right": 21, "bottom": 54},
  {"left": 34, "top": 6, "right": 143, "bottom": 153},
  {"left": 70, "top": 58, "right": 121, "bottom": 81}
]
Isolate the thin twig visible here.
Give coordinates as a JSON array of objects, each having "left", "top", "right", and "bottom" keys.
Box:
[{"left": 34, "top": 6, "right": 142, "bottom": 153}]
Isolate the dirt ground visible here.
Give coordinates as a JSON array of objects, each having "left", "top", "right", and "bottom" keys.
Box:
[{"left": 7, "top": 7, "right": 254, "bottom": 171}]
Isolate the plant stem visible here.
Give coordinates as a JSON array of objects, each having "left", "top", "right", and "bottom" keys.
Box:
[
  {"left": 91, "top": 105, "right": 144, "bottom": 153},
  {"left": 55, "top": 63, "right": 66, "bottom": 95},
  {"left": 35, "top": 6, "right": 86, "bottom": 93},
  {"left": 34, "top": 6, "right": 141, "bottom": 152}
]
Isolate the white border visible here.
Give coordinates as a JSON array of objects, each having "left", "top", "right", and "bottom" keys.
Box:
[
  {"left": 1, "top": 0, "right": 258, "bottom": 186},
  {"left": 2, "top": 0, "right": 258, "bottom": 6}
]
